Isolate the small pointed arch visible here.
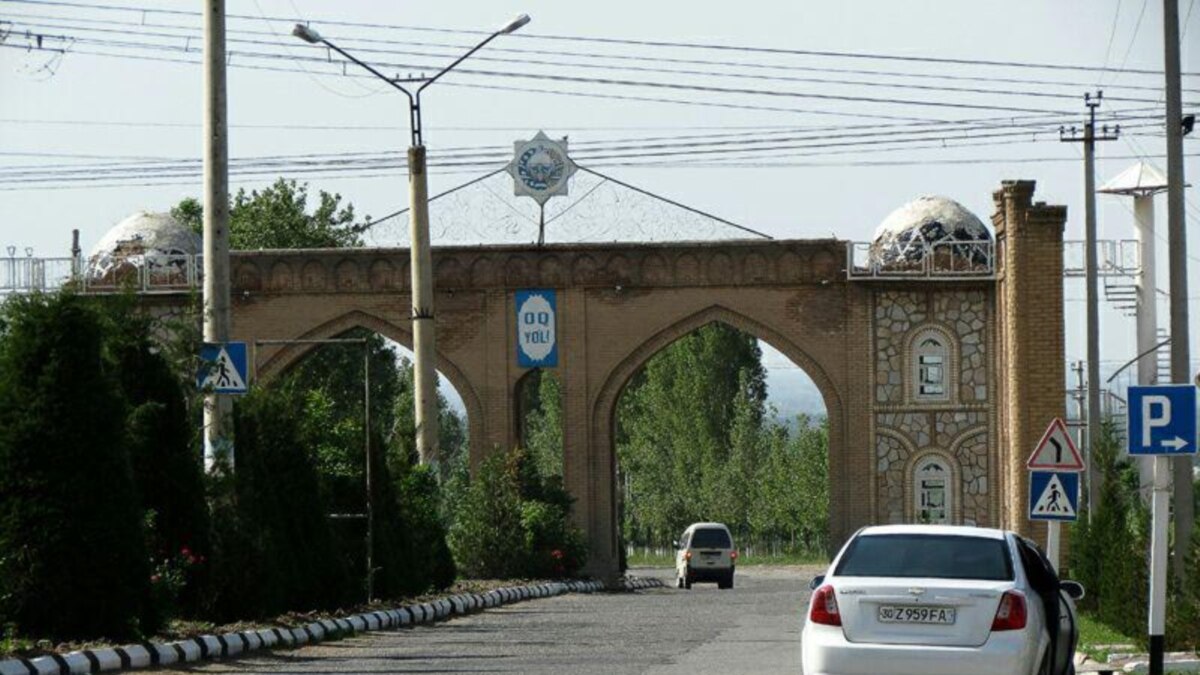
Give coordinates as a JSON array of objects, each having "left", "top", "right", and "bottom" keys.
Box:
[
  {"left": 904, "top": 323, "right": 958, "bottom": 403},
  {"left": 905, "top": 450, "right": 960, "bottom": 525}
]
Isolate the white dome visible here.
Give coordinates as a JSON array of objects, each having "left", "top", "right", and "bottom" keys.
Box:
[
  {"left": 87, "top": 211, "right": 200, "bottom": 281},
  {"left": 870, "top": 196, "right": 990, "bottom": 266}
]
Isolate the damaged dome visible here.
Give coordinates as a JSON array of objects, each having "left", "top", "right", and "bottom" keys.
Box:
[
  {"left": 870, "top": 195, "right": 991, "bottom": 268},
  {"left": 88, "top": 211, "right": 200, "bottom": 284}
]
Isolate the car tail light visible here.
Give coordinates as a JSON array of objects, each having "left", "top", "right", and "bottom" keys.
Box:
[
  {"left": 684, "top": 551, "right": 692, "bottom": 561},
  {"left": 730, "top": 551, "right": 738, "bottom": 561},
  {"left": 990, "top": 590, "right": 1027, "bottom": 631},
  {"left": 809, "top": 585, "right": 841, "bottom": 626}
]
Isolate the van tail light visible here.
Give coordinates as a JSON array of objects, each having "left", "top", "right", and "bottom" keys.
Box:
[
  {"left": 730, "top": 551, "right": 738, "bottom": 561},
  {"left": 684, "top": 551, "right": 692, "bottom": 561},
  {"left": 990, "top": 590, "right": 1028, "bottom": 631},
  {"left": 809, "top": 585, "right": 841, "bottom": 626}
]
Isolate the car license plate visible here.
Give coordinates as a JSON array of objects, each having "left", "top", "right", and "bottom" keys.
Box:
[{"left": 878, "top": 605, "right": 956, "bottom": 625}]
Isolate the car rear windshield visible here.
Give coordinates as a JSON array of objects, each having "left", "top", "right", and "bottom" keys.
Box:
[
  {"left": 690, "top": 528, "right": 732, "bottom": 549},
  {"left": 834, "top": 534, "right": 1013, "bottom": 581}
]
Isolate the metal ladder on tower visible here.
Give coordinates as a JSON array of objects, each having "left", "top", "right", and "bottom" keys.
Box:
[{"left": 1156, "top": 328, "right": 1172, "bottom": 383}]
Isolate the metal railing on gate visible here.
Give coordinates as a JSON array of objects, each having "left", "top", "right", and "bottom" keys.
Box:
[
  {"left": 0, "top": 253, "right": 204, "bottom": 295},
  {"left": 846, "top": 240, "right": 995, "bottom": 279}
]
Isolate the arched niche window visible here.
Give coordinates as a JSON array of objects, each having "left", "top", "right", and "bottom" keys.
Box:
[
  {"left": 914, "top": 456, "right": 951, "bottom": 524},
  {"left": 911, "top": 328, "right": 951, "bottom": 401}
]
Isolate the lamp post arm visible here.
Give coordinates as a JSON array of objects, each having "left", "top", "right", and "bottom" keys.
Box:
[
  {"left": 320, "top": 38, "right": 415, "bottom": 102},
  {"left": 417, "top": 30, "right": 502, "bottom": 94}
]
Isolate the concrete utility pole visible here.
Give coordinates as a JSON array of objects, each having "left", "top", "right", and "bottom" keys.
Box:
[
  {"left": 202, "top": 0, "right": 233, "bottom": 472},
  {"left": 408, "top": 145, "right": 438, "bottom": 464},
  {"left": 1163, "top": 0, "right": 1194, "bottom": 596},
  {"left": 1060, "top": 92, "right": 1119, "bottom": 511},
  {"left": 292, "top": 14, "right": 530, "bottom": 465}
]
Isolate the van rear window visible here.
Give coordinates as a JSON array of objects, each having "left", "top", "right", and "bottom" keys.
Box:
[
  {"left": 834, "top": 534, "right": 1013, "bottom": 581},
  {"left": 690, "top": 528, "right": 732, "bottom": 549}
]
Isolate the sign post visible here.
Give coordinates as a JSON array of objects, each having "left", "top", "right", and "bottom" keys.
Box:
[
  {"left": 1027, "top": 418, "right": 1085, "bottom": 570},
  {"left": 1128, "top": 384, "right": 1197, "bottom": 675}
]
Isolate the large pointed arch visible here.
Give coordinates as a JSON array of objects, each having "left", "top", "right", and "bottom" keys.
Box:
[
  {"left": 254, "top": 309, "right": 485, "bottom": 458},
  {"left": 588, "top": 303, "right": 846, "bottom": 561}
]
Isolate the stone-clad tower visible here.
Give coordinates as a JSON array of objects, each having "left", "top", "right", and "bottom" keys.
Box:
[{"left": 992, "top": 180, "right": 1069, "bottom": 539}]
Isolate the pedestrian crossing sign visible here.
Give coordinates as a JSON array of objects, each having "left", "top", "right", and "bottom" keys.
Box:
[
  {"left": 197, "top": 342, "right": 249, "bottom": 394},
  {"left": 1029, "top": 471, "right": 1079, "bottom": 522}
]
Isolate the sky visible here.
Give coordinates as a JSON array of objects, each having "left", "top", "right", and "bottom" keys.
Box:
[{"left": 2, "top": 0, "right": 1199, "bottom": 418}]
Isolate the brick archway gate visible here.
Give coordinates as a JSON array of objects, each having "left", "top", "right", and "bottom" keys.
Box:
[
  {"left": 589, "top": 303, "right": 849, "bottom": 568},
  {"left": 226, "top": 180, "right": 1066, "bottom": 578}
]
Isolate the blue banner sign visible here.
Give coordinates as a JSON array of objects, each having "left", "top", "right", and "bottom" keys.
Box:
[{"left": 516, "top": 290, "right": 558, "bottom": 368}]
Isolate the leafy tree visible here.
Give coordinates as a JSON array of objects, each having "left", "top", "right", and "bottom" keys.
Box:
[
  {"left": 448, "top": 449, "right": 585, "bottom": 579},
  {"left": 0, "top": 293, "right": 156, "bottom": 640},
  {"left": 1069, "top": 418, "right": 1147, "bottom": 640},
  {"left": 388, "top": 357, "right": 469, "bottom": 478},
  {"left": 522, "top": 370, "right": 563, "bottom": 479},
  {"left": 173, "top": 178, "right": 365, "bottom": 249},
  {"left": 96, "top": 296, "right": 211, "bottom": 616},
  {"left": 615, "top": 322, "right": 829, "bottom": 556},
  {"left": 204, "top": 386, "right": 352, "bottom": 620},
  {"left": 617, "top": 323, "right": 768, "bottom": 546}
]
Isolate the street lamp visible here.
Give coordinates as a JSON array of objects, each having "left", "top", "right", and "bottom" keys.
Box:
[{"left": 292, "top": 14, "right": 530, "bottom": 465}]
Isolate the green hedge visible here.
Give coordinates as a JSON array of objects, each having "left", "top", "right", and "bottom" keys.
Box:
[
  {"left": 448, "top": 449, "right": 586, "bottom": 579},
  {"left": 0, "top": 294, "right": 156, "bottom": 640}
]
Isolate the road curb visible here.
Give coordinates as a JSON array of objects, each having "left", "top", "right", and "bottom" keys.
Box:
[{"left": 0, "top": 578, "right": 655, "bottom": 675}]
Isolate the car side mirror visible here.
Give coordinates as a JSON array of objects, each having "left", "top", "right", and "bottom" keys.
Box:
[
  {"left": 672, "top": 540, "right": 680, "bottom": 549},
  {"left": 809, "top": 575, "right": 825, "bottom": 591},
  {"left": 1060, "top": 580, "right": 1085, "bottom": 600}
]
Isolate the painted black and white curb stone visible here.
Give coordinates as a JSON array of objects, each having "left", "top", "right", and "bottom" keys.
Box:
[{"left": 0, "top": 578, "right": 664, "bottom": 675}]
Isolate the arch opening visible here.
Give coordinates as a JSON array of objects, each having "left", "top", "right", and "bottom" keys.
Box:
[
  {"left": 255, "top": 310, "right": 483, "bottom": 477},
  {"left": 609, "top": 318, "right": 832, "bottom": 568},
  {"left": 514, "top": 368, "right": 563, "bottom": 480}
]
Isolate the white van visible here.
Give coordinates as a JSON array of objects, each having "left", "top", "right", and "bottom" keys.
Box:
[{"left": 674, "top": 522, "right": 737, "bottom": 589}]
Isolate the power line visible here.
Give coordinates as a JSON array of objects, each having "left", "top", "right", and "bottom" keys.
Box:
[
  {"left": 11, "top": 14, "right": 1200, "bottom": 104},
  {"left": 9, "top": 0, "right": 1200, "bottom": 77},
  {"left": 6, "top": 32, "right": 1093, "bottom": 116},
  {"left": 0, "top": 121, "right": 1168, "bottom": 184}
]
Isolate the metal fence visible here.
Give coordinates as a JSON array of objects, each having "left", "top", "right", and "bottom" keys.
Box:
[
  {"left": 847, "top": 240, "right": 995, "bottom": 279},
  {"left": 0, "top": 255, "right": 76, "bottom": 293},
  {"left": 1062, "top": 239, "right": 1140, "bottom": 277},
  {"left": 0, "top": 254, "right": 204, "bottom": 295}
]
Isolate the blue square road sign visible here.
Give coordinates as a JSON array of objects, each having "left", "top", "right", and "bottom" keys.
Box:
[
  {"left": 197, "top": 342, "right": 249, "bottom": 394},
  {"left": 1029, "top": 471, "right": 1079, "bottom": 522},
  {"left": 1127, "top": 384, "right": 1197, "bottom": 456}
]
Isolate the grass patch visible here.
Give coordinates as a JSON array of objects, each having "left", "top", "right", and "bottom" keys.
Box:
[
  {"left": 1076, "top": 611, "right": 1139, "bottom": 663},
  {"left": 626, "top": 549, "right": 828, "bottom": 568}
]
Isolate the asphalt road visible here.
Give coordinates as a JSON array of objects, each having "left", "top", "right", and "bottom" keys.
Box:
[{"left": 143, "top": 565, "right": 819, "bottom": 674}]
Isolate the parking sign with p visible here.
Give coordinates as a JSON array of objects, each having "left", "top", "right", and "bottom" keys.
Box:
[{"left": 1127, "top": 384, "right": 1197, "bottom": 456}]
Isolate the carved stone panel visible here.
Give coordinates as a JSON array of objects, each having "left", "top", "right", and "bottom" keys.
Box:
[
  {"left": 301, "top": 261, "right": 327, "bottom": 291},
  {"left": 335, "top": 259, "right": 361, "bottom": 291},
  {"left": 268, "top": 261, "right": 294, "bottom": 292}
]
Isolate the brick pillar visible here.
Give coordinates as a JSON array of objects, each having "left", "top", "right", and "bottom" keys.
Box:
[{"left": 993, "top": 180, "right": 1068, "bottom": 542}]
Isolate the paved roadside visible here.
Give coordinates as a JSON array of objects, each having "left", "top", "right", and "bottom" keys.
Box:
[{"left": 140, "top": 565, "right": 819, "bottom": 674}]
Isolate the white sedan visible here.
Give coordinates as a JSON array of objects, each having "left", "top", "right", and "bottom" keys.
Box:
[{"left": 801, "top": 524, "right": 1082, "bottom": 675}]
